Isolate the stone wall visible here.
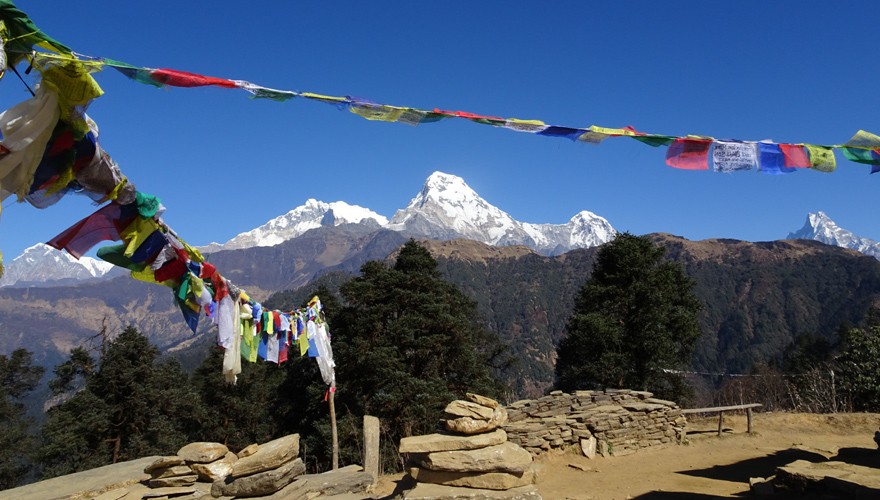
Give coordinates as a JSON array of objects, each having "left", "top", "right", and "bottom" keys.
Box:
[{"left": 503, "top": 389, "right": 686, "bottom": 457}]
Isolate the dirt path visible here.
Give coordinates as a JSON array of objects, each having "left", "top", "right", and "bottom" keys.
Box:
[{"left": 376, "top": 412, "right": 880, "bottom": 499}]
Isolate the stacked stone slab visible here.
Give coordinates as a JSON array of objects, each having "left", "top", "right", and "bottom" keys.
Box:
[
  {"left": 140, "top": 434, "right": 305, "bottom": 498},
  {"left": 504, "top": 389, "right": 686, "bottom": 457},
  {"left": 400, "top": 393, "right": 542, "bottom": 499}
]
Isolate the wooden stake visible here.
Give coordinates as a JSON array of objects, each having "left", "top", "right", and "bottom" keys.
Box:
[{"left": 329, "top": 381, "right": 338, "bottom": 470}]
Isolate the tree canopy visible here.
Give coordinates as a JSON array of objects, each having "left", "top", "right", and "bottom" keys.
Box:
[
  {"left": 555, "top": 233, "right": 702, "bottom": 400},
  {"left": 0, "top": 349, "right": 44, "bottom": 489}
]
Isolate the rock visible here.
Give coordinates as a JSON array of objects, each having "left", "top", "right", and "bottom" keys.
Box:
[
  {"left": 230, "top": 433, "right": 300, "bottom": 478},
  {"left": 212, "top": 457, "right": 305, "bottom": 498},
  {"left": 238, "top": 443, "right": 259, "bottom": 458},
  {"left": 148, "top": 474, "right": 198, "bottom": 488},
  {"left": 749, "top": 476, "right": 775, "bottom": 496},
  {"left": 190, "top": 451, "right": 237, "bottom": 482},
  {"left": 775, "top": 459, "right": 880, "bottom": 495},
  {"left": 413, "top": 442, "right": 533, "bottom": 474},
  {"left": 580, "top": 436, "right": 597, "bottom": 459},
  {"left": 145, "top": 456, "right": 186, "bottom": 473},
  {"left": 466, "top": 393, "right": 500, "bottom": 409},
  {"left": 177, "top": 442, "right": 229, "bottom": 464},
  {"left": 403, "top": 483, "right": 542, "bottom": 499},
  {"left": 445, "top": 407, "right": 509, "bottom": 435},
  {"left": 140, "top": 486, "right": 198, "bottom": 498},
  {"left": 93, "top": 488, "right": 129, "bottom": 500},
  {"left": 400, "top": 429, "right": 508, "bottom": 454},
  {"left": 268, "top": 469, "right": 373, "bottom": 499},
  {"left": 150, "top": 465, "right": 194, "bottom": 479},
  {"left": 445, "top": 400, "right": 495, "bottom": 420},
  {"left": 408, "top": 464, "right": 538, "bottom": 490}
]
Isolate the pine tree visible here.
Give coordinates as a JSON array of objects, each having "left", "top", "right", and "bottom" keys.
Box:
[
  {"left": 0, "top": 349, "right": 44, "bottom": 489},
  {"left": 555, "top": 233, "right": 702, "bottom": 401},
  {"left": 38, "top": 326, "right": 206, "bottom": 478},
  {"left": 328, "top": 240, "right": 506, "bottom": 470}
]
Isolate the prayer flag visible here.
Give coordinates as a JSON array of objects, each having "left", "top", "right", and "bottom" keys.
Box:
[
  {"left": 503, "top": 118, "right": 548, "bottom": 133},
  {"left": 47, "top": 201, "right": 138, "bottom": 258},
  {"left": 149, "top": 68, "right": 237, "bottom": 88},
  {"left": 758, "top": 142, "right": 796, "bottom": 175},
  {"left": 712, "top": 141, "right": 757, "bottom": 173},
  {"left": 845, "top": 130, "right": 880, "bottom": 149},
  {"left": 805, "top": 144, "right": 836, "bottom": 172},
  {"left": 841, "top": 147, "right": 880, "bottom": 165},
  {"left": 349, "top": 103, "right": 406, "bottom": 122},
  {"left": 233, "top": 80, "right": 297, "bottom": 102},
  {"left": 538, "top": 126, "right": 588, "bottom": 141},
  {"left": 631, "top": 134, "right": 676, "bottom": 147},
  {"left": 665, "top": 138, "right": 711, "bottom": 170},
  {"left": 779, "top": 144, "right": 810, "bottom": 168}
]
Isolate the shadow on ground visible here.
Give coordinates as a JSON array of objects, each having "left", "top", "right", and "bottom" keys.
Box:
[{"left": 677, "top": 447, "right": 827, "bottom": 483}]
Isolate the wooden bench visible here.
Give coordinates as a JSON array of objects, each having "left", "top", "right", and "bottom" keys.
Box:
[{"left": 681, "top": 403, "right": 762, "bottom": 436}]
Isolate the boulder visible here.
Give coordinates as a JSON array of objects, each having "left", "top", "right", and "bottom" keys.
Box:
[
  {"left": 230, "top": 433, "right": 300, "bottom": 478},
  {"left": 445, "top": 400, "right": 495, "bottom": 420},
  {"left": 149, "top": 464, "right": 193, "bottom": 479},
  {"left": 190, "top": 451, "right": 237, "bottom": 482},
  {"left": 445, "top": 406, "right": 509, "bottom": 435},
  {"left": 404, "top": 483, "right": 542, "bottom": 499},
  {"left": 147, "top": 474, "right": 198, "bottom": 488},
  {"left": 177, "top": 442, "right": 229, "bottom": 463},
  {"left": 238, "top": 443, "right": 259, "bottom": 458},
  {"left": 466, "top": 393, "right": 500, "bottom": 409},
  {"left": 413, "top": 442, "right": 533, "bottom": 474},
  {"left": 400, "top": 429, "right": 508, "bottom": 454},
  {"left": 212, "top": 457, "right": 305, "bottom": 498},
  {"left": 144, "top": 455, "right": 185, "bottom": 473},
  {"left": 408, "top": 464, "right": 538, "bottom": 490}
]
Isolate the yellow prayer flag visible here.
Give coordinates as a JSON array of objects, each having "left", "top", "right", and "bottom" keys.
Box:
[
  {"left": 804, "top": 145, "right": 836, "bottom": 172},
  {"left": 845, "top": 130, "right": 880, "bottom": 149},
  {"left": 349, "top": 104, "right": 406, "bottom": 122},
  {"left": 300, "top": 92, "right": 348, "bottom": 104},
  {"left": 503, "top": 118, "right": 547, "bottom": 133}
]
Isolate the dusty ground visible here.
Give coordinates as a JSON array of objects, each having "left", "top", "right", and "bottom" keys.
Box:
[{"left": 375, "top": 412, "right": 880, "bottom": 499}]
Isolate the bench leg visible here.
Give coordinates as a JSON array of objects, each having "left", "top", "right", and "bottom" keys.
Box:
[
  {"left": 717, "top": 411, "right": 723, "bottom": 437},
  {"left": 747, "top": 407, "right": 753, "bottom": 434}
]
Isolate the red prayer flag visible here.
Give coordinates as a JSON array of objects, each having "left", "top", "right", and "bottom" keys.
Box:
[
  {"left": 150, "top": 69, "right": 237, "bottom": 88},
  {"left": 779, "top": 144, "right": 811, "bottom": 168},
  {"left": 47, "top": 202, "right": 138, "bottom": 259},
  {"left": 665, "top": 138, "right": 712, "bottom": 170}
]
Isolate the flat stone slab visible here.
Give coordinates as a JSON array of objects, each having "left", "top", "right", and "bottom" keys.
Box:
[
  {"left": 775, "top": 459, "right": 880, "bottom": 494},
  {"left": 177, "top": 442, "right": 229, "bottom": 463},
  {"left": 230, "top": 433, "right": 299, "bottom": 478},
  {"left": 408, "top": 464, "right": 538, "bottom": 490},
  {"left": 414, "top": 442, "right": 532, "bottom": 474},
  {"left": 404, "top": 483, "right": 542, "bottom": 499},
  {"left": 267, "top": 468, "right": 373, "bottom": 499},
  {"left": 141, "top": 486, "right": 198, "bottom": 498},
  {"left": 0, "top": 455, "right": 159, "bottom": 500},
  {"left": 400, "top": 429, "right": 508, "bottom": 453}
]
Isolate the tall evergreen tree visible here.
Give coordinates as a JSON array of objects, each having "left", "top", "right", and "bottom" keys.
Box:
[
  {"left": 38, "top": 326, "right": 206, "bottom": 478},
  {"left": 0, "top": 349, "right": 44, "bottom": 490},
  {"left": 836, "top": 325, "right": 880, "bottom": 411},
  {"left": 555, "top": 233, "right": 702, "bottom": 401},
  {"left": 328, "top": 240, "right": 506, "bottom": 470}
]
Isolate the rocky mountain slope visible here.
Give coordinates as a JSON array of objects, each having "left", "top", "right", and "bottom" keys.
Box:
[{"left": 0, "top": 244, "right": 116, "bottom": 288}]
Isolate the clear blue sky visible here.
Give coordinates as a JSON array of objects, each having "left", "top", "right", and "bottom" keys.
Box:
[{"left": 2, "top": 1, "right": 879, "bottom": 260}]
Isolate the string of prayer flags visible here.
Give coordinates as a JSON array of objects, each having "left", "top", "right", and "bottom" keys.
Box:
[{"left": 4, "top": 49, "right": 876, "bottom": 174}]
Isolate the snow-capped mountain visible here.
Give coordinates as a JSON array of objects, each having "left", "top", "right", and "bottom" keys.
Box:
[
  {"left": 201, "top": 199, "right": 389, "bottom": 252},
  {"left": 0, "top": 243, "right": 115, "bottom": 287},
  {"left": 389, "top": 172, "right": 616, "bottom": 255},
  {"left": 4, "top": 172, "right": 617, "bottom": 286},
  {"left": 787, "top": 211, "right": 880, "bottom": 260}
]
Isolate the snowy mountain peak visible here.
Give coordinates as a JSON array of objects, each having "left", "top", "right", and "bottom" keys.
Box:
[
  {"left": 203, "top": 199, "right": 389, "bottom": 252},
  {"left": 788, "top": 211, "right": 880, "bottom": 260},
  {"left": 0, "top": 243, "right": 114, "bottom": 287}
]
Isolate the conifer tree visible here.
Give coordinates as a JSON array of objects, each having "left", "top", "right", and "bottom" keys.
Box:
[
  {"left": 555, "top": 233, "right": 701, "bottom": 401},
  {"left": 328, "top": 240, "right": 506, "bottom": 470},
  {"left": 0, "top": 349, "right": 44, "bottom": 489},
  {"left": 38, "top": 326, "right": 205, "bottom": 478}
]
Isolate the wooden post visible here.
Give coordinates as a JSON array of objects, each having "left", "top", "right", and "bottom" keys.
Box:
[
  {"left": 747, "top": 407, "right": 753, "bottom": 434},
  {"left": 329, "top": 381, "right": 338, "bottom": 470},
  {"left": 364, "top": 415, "right": 380, "bottom": 485},
  {"left": 717, "top": 411, "right": 723, "bottom": 437}
]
